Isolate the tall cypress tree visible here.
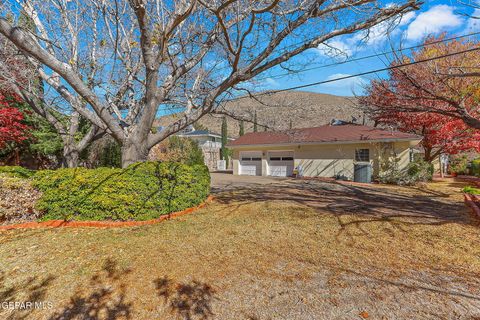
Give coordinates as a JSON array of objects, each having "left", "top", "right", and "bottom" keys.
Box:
[
  {"left": 221, "top": 117, "right": 228, "bottom": 162},
  {"left": 253, "top": 111, "right": 258, "bottom": 132},
  {"left": 239, "top": 120, "right": 245, "bottom": 136},
  {"left": 289, "top": 119, "right": 293, "bottom": 129}
]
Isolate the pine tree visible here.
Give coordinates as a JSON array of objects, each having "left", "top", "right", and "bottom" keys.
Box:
[
  {"left": 239, "top": 120, "right": 245, "bottom": 136},
  {"left": 253, "top": 111, "right": 258, "bottom": 132}
]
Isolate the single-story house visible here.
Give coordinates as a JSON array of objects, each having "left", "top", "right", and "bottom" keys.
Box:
[
  {"left": 227, "top": 124, "right": 421, "bottom": 181},
  {"left": 177, "top": 127, "right": 234, "bottom": 171}
]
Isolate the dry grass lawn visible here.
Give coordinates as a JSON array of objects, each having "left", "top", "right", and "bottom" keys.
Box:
[{"left": 0, "top": 178, "right": 479, "bottom": 319}]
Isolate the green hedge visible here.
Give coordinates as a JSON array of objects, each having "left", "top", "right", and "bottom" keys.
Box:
[
  {"left": 471, "top": 159, "right": 480, "bottom": 177},
  {"left": 32, "top": 162, "right": 210, "bottom": 221},
  {"left": 0, "top": 166, "right": 35, "bottom": 178},
  {"left": 379, "top": 159, "right": 433, "bottom": 185},
  {"left": 463, "top": 186, "right": 480, "bottom": 195}
]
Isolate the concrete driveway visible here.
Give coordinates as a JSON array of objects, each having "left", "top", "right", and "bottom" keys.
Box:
[{"left": 210, "top": 172, "right": 289, "bottom": 192}]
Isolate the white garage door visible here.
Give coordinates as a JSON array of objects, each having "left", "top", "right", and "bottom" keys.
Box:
[
  {"left": 268, "top": 151, "right": 294, "bottom": 177},
  {"left": 239, "top": 152, "right": 262, "bottom": 176}
]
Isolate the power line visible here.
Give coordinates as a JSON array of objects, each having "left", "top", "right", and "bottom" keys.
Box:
[
  {"left": 257, "top": 31, "right": 480, "bottom": 81},
  {"left": 224, "top": 46, "right": 480, "bottom": 102}
]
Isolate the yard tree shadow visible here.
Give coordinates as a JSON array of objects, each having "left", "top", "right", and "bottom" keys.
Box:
[
  {"left": 48, "top": 259, "right": 133, "bottom": 320},
  {"left": 0, "top": 270, "right": 56, "bottom": 320},
  {"left": 154, "top": 276, "right": 216, "bottom": 320},
  {"left": 214, "top": 178, "right": 480, "bottom": 231},
  {"left": 1, "top": 258, "right": 218, "bottom": 320}
]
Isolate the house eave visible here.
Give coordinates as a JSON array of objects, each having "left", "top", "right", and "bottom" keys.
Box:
[
  {"left": 227, "top": 138, "right": 422, "bottom": 149},
  {"left": 177, "top": 133, "right": 235, "bottom": 140}
]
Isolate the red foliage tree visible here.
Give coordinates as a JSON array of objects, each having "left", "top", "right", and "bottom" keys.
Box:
[
  {"left": 364, "top": 101, "right": 480, "bottom": 161},
  {"left": 0, "top": 93, "right": 29, "bottom": 149},
  {"left": 360, "top": 36, "right": 480, "bottom": 161}
]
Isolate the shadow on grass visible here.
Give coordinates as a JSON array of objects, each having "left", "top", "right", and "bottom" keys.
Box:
[
  {"left": 48, "top": 259, "right": 133, "bottom": 320},
  {"left": 0, "top": 259, "right": 216, "bottom": 320},
  {"left": 154, "top": 276, "right": 216, "bottom": 320},
  {"left": 214, "top": 178, "right": 479, "bottom": 229},
  {"left": 0, "top": 271, "right": 55, "bottom": 320}
]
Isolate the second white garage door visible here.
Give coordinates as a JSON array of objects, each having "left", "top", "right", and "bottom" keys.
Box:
[
  {"left": 268, "top": 151, "right": 294, "bottom": 177},
  {"left": 239, "top": 151, "right": 262, "bottom": 176}
]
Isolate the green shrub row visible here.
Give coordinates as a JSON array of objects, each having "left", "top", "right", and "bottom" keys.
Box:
[
  {"left": 471, "top": 159, "right": 480, "bottom": 177},
  {"left": 32, "top": 162, "right": 210, "bottom": 221},
  {"left": 0, "top": 166, "right": 35, "bottom": 178},
  {"left": 379, "top": 159, "right": 433, "bottom": 186},
  {"left": 463, "top": 186, "right": 480, "bottom": 195}
]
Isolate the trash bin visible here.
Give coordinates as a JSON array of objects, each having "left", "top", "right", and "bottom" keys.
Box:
[{"left": 354, "top": 163, "right": 372, "bottom": 183}]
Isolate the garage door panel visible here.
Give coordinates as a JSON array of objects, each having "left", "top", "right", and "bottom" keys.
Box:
[
  {"left": 268, "top": 151, "right": 294, "bottom": 177},
  {"left": 240, "top": 163, "right": 260, "bottom": 176},
  {"left": 239, "top": 152, "right": 262, "bottom": 176}
]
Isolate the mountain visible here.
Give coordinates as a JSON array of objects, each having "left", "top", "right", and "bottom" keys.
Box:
[{"left": 156, "top": 91, "right": 368, "bottom": 138}]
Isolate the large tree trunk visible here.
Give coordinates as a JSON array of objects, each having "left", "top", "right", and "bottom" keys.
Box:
[
  {"left": 121, "top": 139, "right": 149, "bottom": 168},
  {"left": 63, "top": 145, "right": 79, "bottom": 168}
]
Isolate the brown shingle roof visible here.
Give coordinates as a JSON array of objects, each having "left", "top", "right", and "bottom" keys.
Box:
[{"left": 228, "top": 125, "right": 421, "bottom": 147}]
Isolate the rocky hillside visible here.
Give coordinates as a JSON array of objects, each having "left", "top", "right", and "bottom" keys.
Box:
[{"left": 156, "top": 91, "right": 368, "bottom": 138}]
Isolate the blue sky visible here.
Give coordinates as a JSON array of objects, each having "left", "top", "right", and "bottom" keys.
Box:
[{"left": 257, "top": 1, "right": 480, "bottom": 97}]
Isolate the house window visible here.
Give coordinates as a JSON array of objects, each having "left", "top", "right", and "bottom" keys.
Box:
[
  {"left": 269, "top": 156, "right": 294, "bottom": 161},
  {"left": 355, "top": 149, "right": 370, "bottom": 162},
  {"left": 241, "top": 157, "right": 261, "bottom": 161}
]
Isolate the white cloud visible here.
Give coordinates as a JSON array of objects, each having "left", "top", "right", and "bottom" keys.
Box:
[
  {"left": 317, "top": 10, "right": 416, "bottom": 57},
  {"left": 405, "top": 5, "right": 464, "bottom": 41},
  {"left": 317, "top": 39, "right": 353, "bottom": 58},
  {"left": 466, "top": 6, "right": 480, "bottom": 31},
  {"left": 316, "top": 73, "right": 368, "bottom": 96},
  {"left": 353, "top": 11, "right": 416, "bottom": 45},
  {"left": 399, "top": 11, "right": 417, "bottom": 27},
  {"left": 320, "top": 73, "right": 367, "bottom": 89},
  {"left": 263, "top": 77, "right": 280, "bottom": 87}
]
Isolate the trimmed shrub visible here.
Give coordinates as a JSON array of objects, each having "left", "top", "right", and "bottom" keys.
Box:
[
  {"left": 450, "top": 155, "right": 469, "bottom": 175},
  {"left": 463, "top": 186, "right": 480, "bottom": 195},
  {"left": 405, "top": 159, "right": 434, "bottom": 182},
  {"left": 32, "top": 162, "right": 210, "bottom": 221},
  {"left": 0, "top": 166, "right": 35, "bottom": 178},
  {"left": 471, "top": 159, "right": 480, "bottom": 177},
  {"left": 148, "top": 136, "right": 204, "bottom": 166},
  {"left": 379, "top": 159, "right": 433, "bottom": 186}
]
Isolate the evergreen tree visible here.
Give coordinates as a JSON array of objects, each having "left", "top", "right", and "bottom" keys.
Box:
[
  {"left": 239, "top": 120, "right": 245, "bottom": 136},
  {"left": 221, "top": 117, "right": 228, "bottom": 163},
  {"left": 253, "top": 111, "right": 258, "bottom": 132},
  {"left": 289, "top": 119, "right": 293, "bottom": 129}
]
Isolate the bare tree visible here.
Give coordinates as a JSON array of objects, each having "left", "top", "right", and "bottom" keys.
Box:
[
  {"left": 0, "top": 12, "right": 104, "bottom": 167},
  {"left": 0, "top": 0, "right": 421, "bottom": 167}
]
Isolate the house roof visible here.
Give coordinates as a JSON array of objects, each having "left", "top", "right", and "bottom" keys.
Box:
[{"left": 227, "top": 125, "right": 421, "bottom": 147}]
